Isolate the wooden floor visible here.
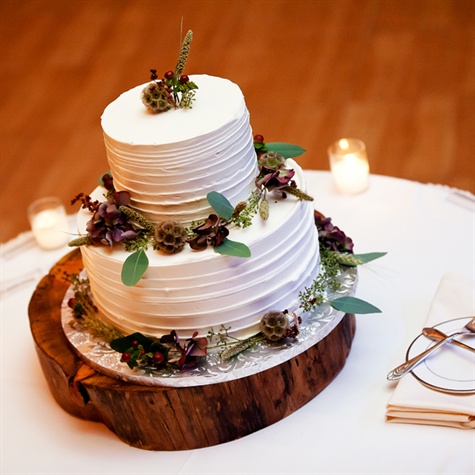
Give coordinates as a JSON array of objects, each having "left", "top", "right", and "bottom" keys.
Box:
[{"left": 1, "top": 0, "right": 474, "bottom": 243}]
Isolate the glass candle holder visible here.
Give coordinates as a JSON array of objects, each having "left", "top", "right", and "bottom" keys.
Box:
[
  {"left": 328, "top": 138, "right": 370, "bottom": 194},
  {"left": 27, "top": 197, "right": 69, "bottom": 250}
]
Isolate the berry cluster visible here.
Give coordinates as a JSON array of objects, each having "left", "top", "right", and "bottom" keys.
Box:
[
  {"left": 111, "top": 333, "right": 169, "bottom": 370},
  {"left": 110, "top": 330, "right": 208, "bottom": 371},
  {"left": 71, "top": 192, "right": 100, "bottom": 213},
  {"left": 120, "top": 340, "right": 166, "bottom": 368}
]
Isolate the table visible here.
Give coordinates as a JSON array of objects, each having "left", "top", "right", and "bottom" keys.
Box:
[{"left": 1, "top": 171, "right": 474, "bottom": 474}]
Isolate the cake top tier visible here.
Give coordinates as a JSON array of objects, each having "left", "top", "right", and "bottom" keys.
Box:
[
  {"left": 101, "top": 74, "right": 246, "bottom": 146},
  {"left": 100, "top": 74, "right": 257, "bottom": 224}
]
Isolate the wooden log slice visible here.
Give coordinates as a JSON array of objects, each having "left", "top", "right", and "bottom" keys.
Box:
[{"left": 29, "top": 249, "right": 356, "bottom": 451}]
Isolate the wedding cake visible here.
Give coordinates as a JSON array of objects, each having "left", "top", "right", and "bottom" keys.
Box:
[{"left": 72, "top": 35, "right": 320, "bottom": 342}]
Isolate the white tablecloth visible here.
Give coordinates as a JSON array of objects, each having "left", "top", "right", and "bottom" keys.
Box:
[{"left": 1, "top": 171, "right": 474, "bottom": 474}]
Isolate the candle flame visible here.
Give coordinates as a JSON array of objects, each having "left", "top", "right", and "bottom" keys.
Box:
[{"left": 339, "top": 138, "right": 349, "bottom": 150}]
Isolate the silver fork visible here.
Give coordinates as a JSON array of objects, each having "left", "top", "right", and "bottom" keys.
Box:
[{"left": 387, "top": 316, "right": 475, "bottom": 381}]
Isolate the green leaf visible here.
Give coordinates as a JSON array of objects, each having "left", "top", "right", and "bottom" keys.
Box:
[
  {"left": 121, "top": 249, "right": 149, "bottom": 286},
  {"left": 334, "top": 251, "right": 387, "bottom": 267},
  {"left": 353, "top": 252, "right": 387, "bottom": 265},
  {"left": 266, "top": 142, "right": 306, "bottom": 158},
  {"left": 254, "top": 142, "right": 268, "bottom": 153},
  {"left": 207, "top": 191, "right": 234, "bottom": 220},
  {"left": 214, "top": 238, "right": 251, "bottom": 258},
  {"left": 330, "top": 296, "right": 381, "bottom": 314}
]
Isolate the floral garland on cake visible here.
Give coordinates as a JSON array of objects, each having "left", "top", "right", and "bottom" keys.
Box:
[
  {"left": 67, "top": 135, "right": 385, "bottom": 371},
  {"left": 65, "top": 210, "right": 384, "bottom": 371}
]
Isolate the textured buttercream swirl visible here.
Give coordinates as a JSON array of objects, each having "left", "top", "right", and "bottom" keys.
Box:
[
  {"left": 79, "top": 161, "right": 320, "bottom": 340},
  {"left": 101, "top": 74, "right": 258, "bottom": 224}
]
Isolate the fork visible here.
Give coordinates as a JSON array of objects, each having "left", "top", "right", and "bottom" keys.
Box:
[{"left": 387, "top": 316, "right": 475, "bottom": 381}]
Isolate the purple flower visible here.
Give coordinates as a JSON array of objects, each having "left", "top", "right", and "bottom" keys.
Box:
[
  {"left": 114, "top": 190, "right": 131, "bottom": 207},
  {"left": 187, "top": 214, "right": 229, "bottom": 250},
  {"left": 98, "top": 202, "right": 120, "bottom": 220},
  {"left": 113, "top": 228, "right": 138, "bottom": 242},
  {"left": 314, "top": 211, "right": 354, "bottom": 253},
  {"left": 255, "top": 166, "right": 295, "bottom": 193},
  {"left": 85, "top": 191, "right": 138, "bottom": 247},
  {"left": 160, "top": 331, "right": 208, "bottom": 370}
]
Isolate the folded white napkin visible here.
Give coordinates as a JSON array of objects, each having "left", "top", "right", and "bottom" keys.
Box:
[{"left": 386, "top": 273, "right": 475, "bottom": 429}]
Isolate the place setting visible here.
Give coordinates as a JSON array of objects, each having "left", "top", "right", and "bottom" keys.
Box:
[{"left": 386, "top": 273, "right": 475, "bottom": 429}]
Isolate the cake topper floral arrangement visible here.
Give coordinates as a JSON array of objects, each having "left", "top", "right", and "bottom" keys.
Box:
[{"left": 141, "top": 29, "right": 198, "bottom": 113}]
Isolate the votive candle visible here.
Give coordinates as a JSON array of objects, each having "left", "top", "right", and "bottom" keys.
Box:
[
  {"left": 328, "top": 138, "right": 370, "bottom": 194},
  {"left": 28, "top": 197, "right": 69, "bottom": 250}
]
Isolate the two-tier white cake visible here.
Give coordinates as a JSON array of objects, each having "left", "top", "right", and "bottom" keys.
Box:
[{"left": 77, "top": 74, "right": 320, "bottom": 339}]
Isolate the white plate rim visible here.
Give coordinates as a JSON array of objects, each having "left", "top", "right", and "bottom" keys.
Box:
[{"left": 406, "top": 316, "right": 475, "bottom": 394}]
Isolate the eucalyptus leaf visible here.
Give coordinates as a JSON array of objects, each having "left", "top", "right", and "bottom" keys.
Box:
[
  {"left": 207, "top": 191, "right": 234, "bottom": 220},
  {"left": 335, "top": 251, "right": 387, "bottom": 267},
  {"left": 330, "top": 296, "right": 381, "bottom": 314},
  {"left": 353, "top": 252, "right": 387, "bottom": 264},
  {"left": 121, "top": 249, "right": 149, "bottom": 286},
  {"left": 214, "top": 238, "right": 251, "bottom": 258},
  {"left": 266, "top": 142, "right": 306, "bottom": 158}
]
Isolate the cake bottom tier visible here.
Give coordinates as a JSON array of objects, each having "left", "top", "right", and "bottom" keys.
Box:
[{"left": 28, "top": 249, "right": 356, "bottom": 451}]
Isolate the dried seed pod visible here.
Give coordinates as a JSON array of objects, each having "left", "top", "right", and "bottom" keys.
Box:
[
  {"left": 260, "top": 311, "right": 289, "bottom": 342},
  {"left": 232, "top": 201, "right": 247, "bottom": 219},
  {"left": 141, "top": 82, "right": 175, "bottom": 112},
  {"left": 259, "top": 198, "right": 269, "bottom": 220},
  {"left": 154, "top": 221, "right": 187, "bottom": 254}
]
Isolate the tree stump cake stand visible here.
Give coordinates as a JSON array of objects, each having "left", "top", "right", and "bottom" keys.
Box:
[{"left": 28, "top": 249, "right": 356, "bottom": 451}]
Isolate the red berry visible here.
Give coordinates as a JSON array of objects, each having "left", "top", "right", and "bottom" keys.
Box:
[
  {"left": 164, "top": 70, "right": 174, "bottom": 80},
  {"left": 152, "top": 352, "right": 164, "bottom": 364},
  {"left": 131, "top": 339, "right": 139, "bottom": 348},
  {"left": 121, "top": 352, "right": 131, "bottom": 363},
  {"left": 67, "top": 298, "right": 76, "bottom": 308},
  {"left": 254, "top": 134, "right": 264, "bottom": 143},
  {"left": 179, "top": 74, "right": 189, "bottom": 84}
]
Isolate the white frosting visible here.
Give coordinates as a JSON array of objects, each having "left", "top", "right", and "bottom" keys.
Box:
[
  {"left": 79, "top": 161, "right": 320, "bottom": 339},
  {"left": 79, "top": 75, "right": 320, "bottom": 340},
  {"left": 101, "top": 75, "right": 258, "bottom": 224}
]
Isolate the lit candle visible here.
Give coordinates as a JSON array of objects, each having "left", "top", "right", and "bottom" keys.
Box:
[
  {"left": 28, "top": 197, "right": 69, "bottom": 250},
  {"left": 328, "top": 138, "right": 370, "bottom": 194}
]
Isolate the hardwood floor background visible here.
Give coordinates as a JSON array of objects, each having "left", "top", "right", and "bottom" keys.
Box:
[{"left": 1, "top": 0, "right": 474, "bottom": 243}]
